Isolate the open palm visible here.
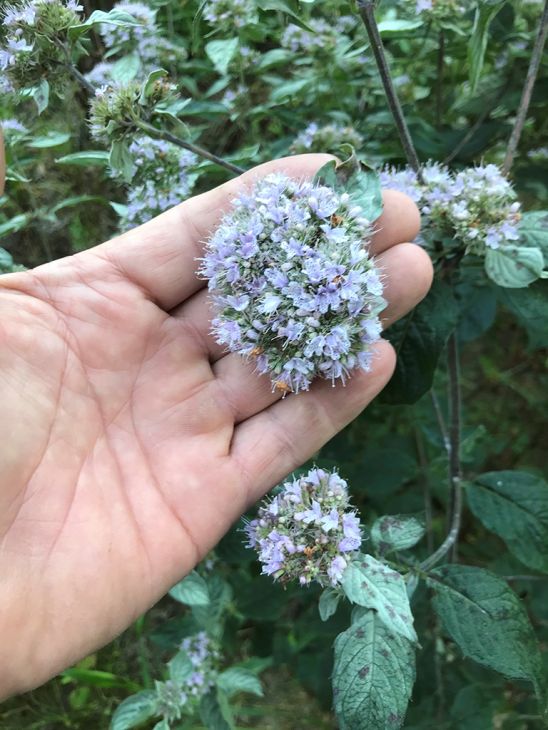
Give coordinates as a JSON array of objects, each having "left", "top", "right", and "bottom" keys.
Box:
[{"left": 0, "top": 155, "right": 431, "bottom": 698}]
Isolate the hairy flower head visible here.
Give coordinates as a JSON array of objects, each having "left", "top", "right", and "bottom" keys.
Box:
[
  {"left": 245, "top": 468, "right": 362, "bottom": 587},
  {"left": 0, "top": 0, "right": 83, "bottom": 87},
  {"left": 201, "top": 172, "right": 384, "bottom": 393},
  {"left": 99, "top": 1, "right": 159, "bottom": 60},
  {"left": 203, "top": 0, "right": 258, "bottom": 30},
  {"left": 381, "top": 162, "right": 520, "bottom": 256}
]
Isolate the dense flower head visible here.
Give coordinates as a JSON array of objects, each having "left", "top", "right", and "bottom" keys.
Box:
[
  {"left": 84, "top": 61, "right": 117, "bottom": 89},
  {"left": 380, "top": 162, "right": 521, "bottom": 255},
  {"left": 154, "top": 632, "right": 220, "bottom": 722},
  {"left": 411, "top": 0, "right": 471, "bottom": 22},
  {"left": 99, "top": 1, "right": 159, "bottom": 60},
  {"left": 118, "top": 137, "right": 196, "bottom": 229},
  {"left": 245, "top": 468, "right": 362, "bottom": 587},
  {"left": 201, "top": 173, "right": 384, "bottom": 393},
  {"left": 281, "top": 17, "right": 354, "bottom": 54},
  {"left": 89, "top": 78, "right": 176, "bottom": 142},
  {"left": 0, "top": 0, "right": 83, "bottom": 87},
  {"left": 290, "top": 122, "right": 364, "bottom": 155},
  {"left": 203, "top": 0, "right": 258, "bottom": 30}
]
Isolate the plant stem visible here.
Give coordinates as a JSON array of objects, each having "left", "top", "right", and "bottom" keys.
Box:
[
  {"left": 66, "top": 63, "right": 95, "bottom": 95},
  {"left": 421, "top": 333, "right": 462, "bottom": 571},
  {"left": 435, "top": 30, "right": 445, "bottom": 130},
  {"left": 502, "top": 0, "right": 548, "bottom": 174},
  {"left": 357, "top": 0, "right": 423, "bottom": 181},
  {"left": 137, "top": 121, "right": 245, "bottom": 176},
  {"left": 430, "top": 390, "right": 450, "bottom": 455}
]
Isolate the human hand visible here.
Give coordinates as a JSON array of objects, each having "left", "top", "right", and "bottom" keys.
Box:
[{"left": 0, "top": 154, "right": 431, "bottom": 698}]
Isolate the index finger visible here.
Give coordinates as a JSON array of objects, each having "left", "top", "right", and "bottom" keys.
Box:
[{"left": 88, "top": 154, "right": 419, "bottom": 311}]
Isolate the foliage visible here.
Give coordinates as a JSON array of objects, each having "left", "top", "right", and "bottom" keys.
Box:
[{"left": 1, "top": 0, "right": 547, "bottom": 728}]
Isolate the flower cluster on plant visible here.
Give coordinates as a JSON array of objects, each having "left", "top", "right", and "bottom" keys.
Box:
[
  {"left": 203, "top": 0, "right": 258, "bottom": 30},
  {"left": 119, "top": 136, "right": 197, "bottom": 228},
  {"left": 281, "top": 17, "right": 356, "bottom": 54},
  {"left": 380, "top": 162, "right": 521, "bottom": 255},
  {"left": 99, "top": 1, "right": 158, "bottom": 60},
  {"left": 290, "top": 122, "right": 364, "bottom": 155},
  {"left": 411, "top": 0, "right": 472, "bottom": 22},
  {"left": 154, "top": 632, "right": 221, "bottom": 723},
  {"left": 201, "top": 172, "right": 384, "bottom": 393},
  {"left": 0, "top": 0, "right": 83, "bottom": 88},
  {"left": 245, "top": 468, "right": 363, "bottom": 587}
]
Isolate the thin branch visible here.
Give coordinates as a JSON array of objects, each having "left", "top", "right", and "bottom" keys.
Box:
[
  {"left": 138, "top": 121, "right": 245, "bottom": 176},
  {"left": 421, "top": 333, "right": 462, "bottom": 571},
  {"left": 444, "top": 81, "right": 509, "bottom": 165},
  {"left": 502, "top": 0, "right": 548, "bottom": 174},
  {"left": 435, "top": 30, "right": 445, "bottom": 131},
  {"left": 357, "top": 0, "right": 423, "bottom": 181},
  {"left": 414, "top": 427, "right": 434, "bottom": 554},
  {"left": 66, "top": 63, "right": 95, "bottom": 95}
]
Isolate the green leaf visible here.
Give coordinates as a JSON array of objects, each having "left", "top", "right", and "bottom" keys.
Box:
[
  {"left": 26, "top": 79, "right": 50, "bottom": 115},
  {"left": 0, "top": 247, "right": 14, "bottom": 271},
  {"left": 381, "top": 279, "right": 459, "bottom": 404},
  {"left": 341, "top": 555, "right": 417, "bottom": 642},
  {"left": 518, "top": 211, "right": 548, "bottom": 256},
  {"left": 168, "top": 570, "right": 210, "bottom": 606},
  {"left": 111, "top": 53, "right": 141, "bottom": 84},
  {"left": 27, "top": 132, "right": 71, "bottom": 149},
  {"left": 110, "top": 690, "right": 157, "bottom": 730},
  {"left": 205, "top": 38, "right": 239, "bottom": 76},
  {"left": 501, "top": 280, "right": 548, "bottom": 348},
  {"left": 318, "top": 588, "right": 340, "bottom": 621},
  {"left": 69, "top": 9, "right": 143, "bottom": 40},
  {"left": 428, "top": 565, "right": 544, "bottom": 695},
  {"left": 256, "top": 0, "right": 313, "bottom": 29},
  {"left": 168, "top": 650, "right": 193, "bottom": 684},
  {"left": 377, "top": 19, "right": 424, "bottom": 36},
  {"left": 314, "top": 153, "right": 383, "bottom": 224},
  {"left": 61, "top": 668, "right": 139, "bottom": 690},
  {"left": 466, "top": 471, "right": 548, "bottom": 573},
  {"left": 109, "top": 140, "right": 134, "bottom": 182},
  {"left": 199, "top": 688, "right": 234, "bottom": 730},
  {"left": 0, "top": 213, "right": 32, "bottom": 239},
  {"left": 56, "top": 151, "right": 110, "bottom": 167},
  {"left": 468, "top": 2, "right": 505, "bottom": 92},
  {"left": 216, "top": 667, "right": 263, "bottom": 698},
  {"left": 371, "top": 515, "right": 425, "bottom": 555},
  {"left": 139, "top": 68, "right": 168, "bottom": 105},
  {"left": 332, "top": 610, "right": 415, "bottom": 730},
  {"left": 192, "top": 574, "right": 232, "bottom": 636},
  {"left": 485, "top": 245, "right": 545, "bottom": 288},
  {"left": 51, "top": 195, "right": 106, "bottom": 214}
]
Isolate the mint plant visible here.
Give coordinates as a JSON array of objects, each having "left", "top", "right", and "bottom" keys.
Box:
[{"left": 1, "top": 0, "right": 547, "bottom": 728}]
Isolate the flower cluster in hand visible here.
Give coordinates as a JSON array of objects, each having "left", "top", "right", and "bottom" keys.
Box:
[
  {"left": 203, "top": 0, "right": 258, "bottom": 30},
  {"left": 155, "top": 632, "right": 220, "bottom": 722},
  {"left": 201, "top": 173, "right": 384, "bottom": 393},
  {"left": 119, "top": 136, "right": 196, "bottom": 229},
  {"left": 245, "top": 468, "right": 362, "bottom": 587},
  {"left": 380, "top": 162, "right": 521, "bottom": 255},
  {"left": 0, "top": 0, "right": 82, "bottom": 88},
  {"left": 290, "top": 122, "right": 364, "bottom": 155}
]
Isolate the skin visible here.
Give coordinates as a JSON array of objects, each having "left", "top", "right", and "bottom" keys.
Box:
[{"left": 0, "top": 154, "right": 432, "bottom": 699}]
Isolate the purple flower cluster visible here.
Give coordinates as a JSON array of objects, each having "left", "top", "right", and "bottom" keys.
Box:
[
  {"left": 245, "top": 468, "right": 363, "bottom": 587},
  {"left": 99, "top": 1, "right": 159, "bottom": 60},
  {"left": 203, "top": 0, "right": 258, "bottom": 30},
  {"left": 118, "top": 136, "right": 196, "bottom": 229},
  {"left": 155, "top": 632, "right": 220, "bottom": 722},
  {"left": 290, "top": 122, "right": 364, "bottom": 155},
  {"left": 281, "top": 17, "right": 354, "bottom": 54},
  {"left": 380, "top": 162, "right": 521, "bottom": 255},
  {"left": 1, "top": 118, "right": 28, "bottom": 135},
  {"left": 201, "top": 173, "right": 384, "bottom": 393}
]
